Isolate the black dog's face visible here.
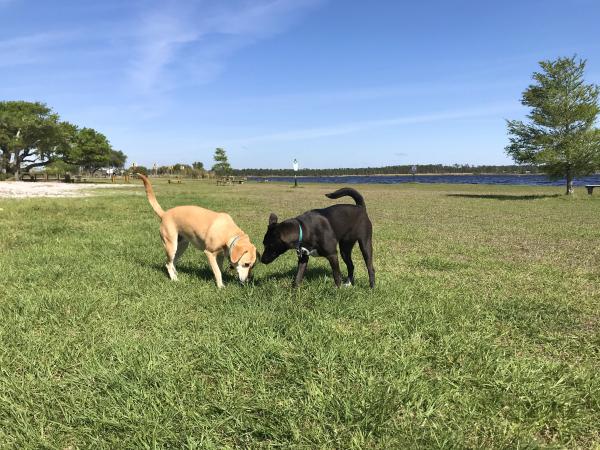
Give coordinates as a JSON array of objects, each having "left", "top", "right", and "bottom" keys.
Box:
[{"left": 261, "top": 213, "right": 290, "bottom": 264}]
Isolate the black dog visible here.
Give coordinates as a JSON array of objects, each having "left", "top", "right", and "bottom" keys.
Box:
[{"left": 261, "top": 188, "right": 375, "bottom": 288}]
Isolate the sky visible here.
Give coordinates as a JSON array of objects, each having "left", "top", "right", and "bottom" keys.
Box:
[{"left": 2, "top": 0, "right": 600, "bottom": 169}]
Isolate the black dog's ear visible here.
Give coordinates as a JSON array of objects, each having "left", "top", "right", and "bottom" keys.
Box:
[{"left": 269, "top": 213, "right": 278, "bottom": 226}]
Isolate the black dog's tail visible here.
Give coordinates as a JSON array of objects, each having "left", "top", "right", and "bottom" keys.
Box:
[{"left": 325, "top": 187, "right": 365, "bottom": 207}]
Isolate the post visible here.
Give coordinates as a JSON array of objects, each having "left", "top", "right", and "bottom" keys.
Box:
[
  {"left": 410, "top": 164, "right": 417, "bottom": 182},
  {"left": 293, "top": 158, "right": 299, "bottom": 188}
]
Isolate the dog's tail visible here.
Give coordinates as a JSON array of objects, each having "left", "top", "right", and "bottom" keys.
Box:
[
  {"left": 325, "top": 187, "right": 365, "bottom": 207},
  {"left": 137, "top": 173, "right": 165, "bottom": 218}
]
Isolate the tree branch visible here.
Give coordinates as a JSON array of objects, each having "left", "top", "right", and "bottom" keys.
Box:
[{"left": 22, "top": 160, "right": 54, "bottom": 172}]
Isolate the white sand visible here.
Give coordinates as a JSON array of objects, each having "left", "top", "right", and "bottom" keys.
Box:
[{"left": 0, "top": 181, "right": 134, "bottom": 198}]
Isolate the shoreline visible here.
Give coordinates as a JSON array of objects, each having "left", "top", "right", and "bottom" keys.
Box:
[{"left": 248, "top": 172, "right": 538, "bottom": 177}]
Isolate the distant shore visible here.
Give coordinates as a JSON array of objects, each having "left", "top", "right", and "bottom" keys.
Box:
[
  {"left": 245, "top": 173, "right": 600, "bottom": 187},
  {"left": 250, "top": 172, "right": 537, "bottom": 177}
]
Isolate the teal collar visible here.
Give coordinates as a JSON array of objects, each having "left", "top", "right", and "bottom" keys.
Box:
[{"left": 296, "top": 220, "right": 311, "bottom": 257}]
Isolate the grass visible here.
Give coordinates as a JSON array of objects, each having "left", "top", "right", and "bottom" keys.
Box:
[{"left": 0, "top": 179, "right": 599, "bottom": 448}]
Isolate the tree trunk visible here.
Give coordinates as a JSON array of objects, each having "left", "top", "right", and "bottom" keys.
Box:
[
  {"left": 566, "top": 169, "right": 574, "bottom": 195},
  {"left": 14, "top": 151, "right": 20, "bottom": 181},
  {"left": 0, "top": 154, "right": 7, "bottom": 174}
]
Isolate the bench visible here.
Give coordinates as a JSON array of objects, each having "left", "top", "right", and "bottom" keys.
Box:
[
  {"left": 19, "top": 173, "right": 36, "bottom": 181},
  {"left": 19, "top": 173, "right": 62, "bottom": 182},
  {"left": 168, "top": 178, "right": 182, "bottom": 184},
  {"left": 585, "top": 185, "right": 600, "bottom": 195}
]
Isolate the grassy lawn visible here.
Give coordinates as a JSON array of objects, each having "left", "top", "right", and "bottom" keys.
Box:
[{"left": 1, "top": 180, "right": 599, "bottom": 448}]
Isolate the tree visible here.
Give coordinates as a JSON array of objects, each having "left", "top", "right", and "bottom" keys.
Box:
[
  {"left": 173, "top": 163, "right": 192, "bottom": 174},
  {"left": 71, "top": 127, "right": 114, "bottom": 173},
  {"left": 211, "top": 148, "right": 231, "bottom": 175},
  {"left": 0, "top": 101, "right": 124, "bottom": 179},
  {"left": 190, "top": 161, "right": 206, "bottom": 178},
  {"left": 133, "top": 165, "right": 149, "bottom": 175},
  {"left": 1, "top": 102, "right": 64, "bottom": 179},
  {"left": 108, "top": 150, "right": 127, "bottom": 169},
  {"left": 506, "top": 56, "right": 600, "bottom": 194}
]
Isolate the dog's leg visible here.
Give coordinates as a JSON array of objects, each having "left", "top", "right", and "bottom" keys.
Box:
[
  {"left": 359, "top": 237, "right": 375, "bottom": 288},
  {"left": 293, "top": 255, "right": 309, "bottom": 287},
  {"left": 162, "top": 232, "right": 179, "bottom": 281},
  {"left": 174, "top": 237, "right": 189, "bottom": 265},
  {"left": 205, "top": 250, "right": 224, "bottom": 288},
  {"left": 217, "top": 252, "right": 225, "bottom": 271},
  {"left": 325, "top": 254, "right": 343, "bottom": 288},
  {"left": 339, "top": 241, "right": 355, "bottom": 286}
]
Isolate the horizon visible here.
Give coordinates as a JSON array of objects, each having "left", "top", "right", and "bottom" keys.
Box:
[
  {"left": 140, "top": 161, "right": 538, "bottom": 171},
  {"left": 2, "top": 0, "right": 600, "bottom": 169}
]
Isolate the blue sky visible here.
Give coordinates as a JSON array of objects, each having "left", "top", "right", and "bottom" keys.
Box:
[{"left": 2, "top": 0, "right": 600, "bottom": 169}]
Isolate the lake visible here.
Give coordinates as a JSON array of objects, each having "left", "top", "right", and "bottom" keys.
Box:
[{"left": 249, "top": 174, "right": 600, "bottom": 186}]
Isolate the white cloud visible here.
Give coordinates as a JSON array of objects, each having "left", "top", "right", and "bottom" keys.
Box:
[
  {"left": 210, "top": 102, "right": 520, "bottom": 145},
  {"left": 0, "top": 32, "right": 77, "bottom": 67},
  {"left": 1, "top": 1, "right": 323, "bottom": 93},
  {"left": 128, "top": 0, "right": 323, "bottom": 92}
]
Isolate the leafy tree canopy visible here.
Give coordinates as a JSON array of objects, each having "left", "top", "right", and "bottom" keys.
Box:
[
  {"left": 0, "top": 101, "right": 126, "bottom": 179},
  {"left": 506, "top": 56, "right": 600, "bottom": 194},
  {"left": 211, "top": 148, "right": 231, "bottom": 175}
]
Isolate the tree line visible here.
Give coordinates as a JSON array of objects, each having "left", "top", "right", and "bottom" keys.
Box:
[
  {"left": 231, "top": 164, "right": 541, "bottom": 177},
  {"left": 0, "top": 101, "right": 126, "bottom": 180}
]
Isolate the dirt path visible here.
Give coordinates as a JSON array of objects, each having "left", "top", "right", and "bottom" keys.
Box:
[{"left": 0, "top": 181, "right": 134, "bottom": 198}]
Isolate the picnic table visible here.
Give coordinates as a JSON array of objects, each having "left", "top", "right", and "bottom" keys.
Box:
[
  {"left": 20, "top": 173, "right": 59, "bottom": 182},
  {"left": 585, "top": 185, "right": 600, "bottom": 195},
  {"left": 19, "top": 173, "right": 86, "bottom": 182}
]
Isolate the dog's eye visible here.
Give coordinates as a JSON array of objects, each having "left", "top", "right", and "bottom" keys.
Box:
[{"left": 243, "top": 263, "right": 251, "bottom": 268}]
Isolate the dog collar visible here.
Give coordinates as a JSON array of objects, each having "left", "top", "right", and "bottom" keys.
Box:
[
  {"left": 228, "top": 235, "right": 242, "bottom": 253},
  {"left": 296, "top": 220, "right": 314, "bottom": 257}
]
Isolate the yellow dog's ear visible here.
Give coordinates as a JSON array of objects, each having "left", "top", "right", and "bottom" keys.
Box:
[{"left": 231, "top": 241, "right": 248, "bottom": 264}]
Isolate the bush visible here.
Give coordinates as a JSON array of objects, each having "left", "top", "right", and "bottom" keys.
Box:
[{"left": 132, "top": 166, "right": 149, "bottom": 176}]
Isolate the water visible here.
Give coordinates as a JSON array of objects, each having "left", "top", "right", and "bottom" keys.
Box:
[{"left": 249, "top": 174, "right": 600, "bottom": 186}]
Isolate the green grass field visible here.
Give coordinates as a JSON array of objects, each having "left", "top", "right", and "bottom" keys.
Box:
[{"left": 1, "top": 180, "right": 599, "bottom": 448}]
